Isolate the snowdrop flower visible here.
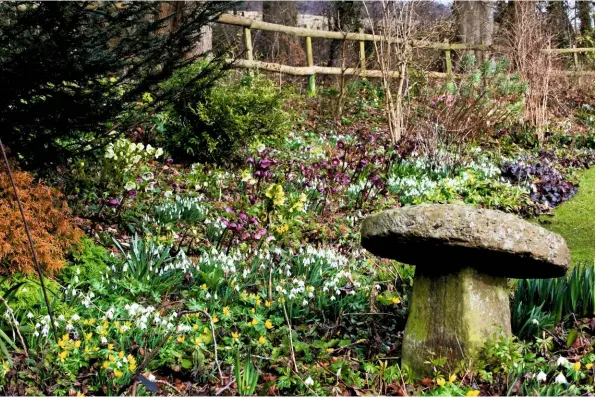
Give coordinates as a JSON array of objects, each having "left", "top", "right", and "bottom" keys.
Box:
[
  {"left": 557, "top": 357, "right": 569, "bottom": 367},
  {"left": 101, "top": 337, "right": 108, "bottom": 344},
  {"left": 554, "top": 373, "right": 567, "bottom": 384},
  {"left": 58, "top": 315, "right": 65, "bottom": 321},
  {"left": 302, "top": 299, "right": 308, "bottom": 306},
  {"left": 532, "top": 318, "right": 539, "bottom": 325},
  {"left": 33, "top": 331, "right": 39, "bottom": 337},
  {"left": 71, "top": 314, "right": 80, "bottom": 321},
  {"left": 536, "top": 371, "right": 547, "bottom": 382},
  {"left": 304, "top": 376, "right": 314, "bottom": 387},
  {"left": 27, "top": 312, "right": 34, "bottom": 319}
]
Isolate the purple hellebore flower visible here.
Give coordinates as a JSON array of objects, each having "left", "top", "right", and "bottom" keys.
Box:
[
  {"left": 330, "top": 158, "right": 340, "bottom": 167},
  {"left": 136, "top": 177, "right": 143, "bottom": 184},
  {"left": 254, "top": 170, "right": 263, "bottom": 177},
  {"left": 127, "top": 190, "right": 138, "bottom": 199},
  {"left": 337, "top": 140, "right": 345, "bottom": 149},
  {"left": 166, "top": 157, "right": 174, "bottom": 165},
  {"left": 249, "top": 194, "right": 256, "bottom": 205},
  {"left": 249, "top": 216, "right": 259, "bottom": 225},
  {"left": 259, "top": 159, "right": 273, "bottom": 169},
  {"left": 247, "top": 157, "right": 255, "bottom": 165},
  {"left": 241, "top": 232, "right": 250, "bottom": 240},
  {"left": 228, "top": 222, "right": 238, "bottom": 231},
  {"left": 239, "top": 213, "right": 248, "bottom": 222},
  {"left": 221, "top": 218, "right": 230, "bottom": 227},
  {"left": 359, "top": 159, "right": 368, "bottom": 168},
  {"left": 225, "top": 206, "right": 235, "bottom": 215},
  {"left": 107, "top": 199, "right": 119, "bottom": 207}
]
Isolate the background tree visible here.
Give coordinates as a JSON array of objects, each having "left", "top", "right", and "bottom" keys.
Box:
[
  {"left": 454, "top": 0, "right": 495, "bottom": 62},
  {"left": 0, "top": 1, "right": 230, "bottom": 170},
  {"left": 262, "top": 1, "right": 299, "bottom": 65}
]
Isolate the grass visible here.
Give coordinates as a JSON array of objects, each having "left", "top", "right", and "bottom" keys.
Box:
[{"left": 538, "top": 167, "right": 595, "bottom": 267}]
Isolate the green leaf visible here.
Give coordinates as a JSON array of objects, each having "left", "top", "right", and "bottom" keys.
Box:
[{"left": 566, "top": 329, "right": 578, "bottom": 348}]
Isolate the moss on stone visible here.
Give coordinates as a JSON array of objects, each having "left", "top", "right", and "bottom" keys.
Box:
[{"left": 402, "top": 268, "right": 510, "bottom": 377}]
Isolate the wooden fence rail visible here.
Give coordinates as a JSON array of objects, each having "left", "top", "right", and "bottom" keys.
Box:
[{"left": 216, "top": 13, "right": 595, "bottom": 96}]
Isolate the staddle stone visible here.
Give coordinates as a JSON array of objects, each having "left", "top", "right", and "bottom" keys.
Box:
[
  {"left": 360, "top": 204, "right": 570, "bottom": 377},
  {"left": 361, "top": 204, "right": 569, "bottom": 279}
]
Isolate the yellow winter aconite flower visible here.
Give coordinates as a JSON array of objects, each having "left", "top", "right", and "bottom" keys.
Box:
[
  {"left": 58, "top": 340, "right": 66, "bottom": 348},
  {"left": 255, "top": 297, "right": 261, "bottom": 306},
  {"left": 113, "top": 369, "right": 123, "bottom": 378},
  {"left": 258, "top": 336, "right": 267, "bottom": 345},
  {"left": 109, "top": 355, "right": 115, "bottom": 362},
  {"left": 103, "top": 361, "right": 110, "bottom": 369},
  {"left": 129, "top": 363, "right": 136, "bottom": 372},
  {"left": 211, "top": 315, "right": 219, "bottom": 324},
  {"left": 107, "top": 344, "right": 114, "bottom": 351},
  {"left": 201, "top": 284, "right": 207, "bottom": 291},
  {"left": 177, "top": 336, "right": 185, "bottom": 343},
  {"left": 76, "top": 392, "right": 85, "bottom": 397},
  {"left": 118, "top": 351, "right": 125, "bottom": 359},
  {"left": 265, "top": 300, "right": 272, "bottom": 308},
  {"left": 436, "top": 378, "right": 446, "bottom": 387},
  {"left": 58, "top": 351, "right": 68, "bottom": 361},
  {"left": 84, "top": 332, "right": 93, "bottom": 341},
  {"left": 574, "top": 362, "right": 581, "bottom": 371},
  {"left": 449, "top": 374, "right": 457, "bottom": 383},
  {"left": 265, "top": 319, "right": 274, "bottom": 330},
  {"left": 276, "top": 224, "right": 289, "bottom": 234},
  {"left": 586, "top": 363, "right": 594, "bottom": 370},
  {"left": 223, "top": 307, "right": 231, "bottom": 317},
  {"left": 466, "top": 390, "right": 480, "bottom": 397},
  {"left": 62, "top": 334, "right": 70, "bottom": 342},
  {"left": 194, "top": 338, "right": 201, "bottom": 346},
  {"left": 192, "top": 324, "right": 199, "bottom": 331},
  {"left": 231, "top": 331, "right": 240, "bottom": 341},
  {"left": 391, "top": 297, "right": 400, "bottom": 304},
  {"left": 252, "top": 318, "right": 258, "bottom": 326},
  {"left": 326, "top": 348, "right": 334, "bottom": 353},
  {"left": 250, "top": 308, "right": 256, "bottom": 314},
  {"left": 74, "top": 340, "right": 81, "bottom": 349}
]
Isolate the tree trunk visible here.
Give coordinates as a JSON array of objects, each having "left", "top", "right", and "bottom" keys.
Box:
[
  {"left": 578, "top": 1, "right": 593, "bottom": 36},
  {"left": 547, "top": 0, "right": 572, "bottom": 47}
]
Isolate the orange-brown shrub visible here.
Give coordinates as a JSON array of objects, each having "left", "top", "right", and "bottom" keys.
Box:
[{"left": 0, "top": 170, "right": 82, "bottom": 276}]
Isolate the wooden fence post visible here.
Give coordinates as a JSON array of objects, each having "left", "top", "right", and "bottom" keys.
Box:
[
  {"left": 572, "top": 44, "right": 579, "bottom": 70},
  {"left": 359, "top": 28, "right": 366, "bottom": 71},
  {"left": 244, "top": 27, "right": 253, "bottom": 61},
  {"left": 444, "top": 38, "right": 452, "bottom": 76},
  {"left": 306, "top": 29, "right": 315, "bottom": 97}
]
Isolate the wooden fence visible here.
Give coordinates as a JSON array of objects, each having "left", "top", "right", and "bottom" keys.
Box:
[{"left": 216, "top": 13, "right": 595, "bottom": 96}]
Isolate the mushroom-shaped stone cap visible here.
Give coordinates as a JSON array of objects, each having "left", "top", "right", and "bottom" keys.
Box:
[{"left": 360, "top": 204, "right": 569, "bottom": 279}]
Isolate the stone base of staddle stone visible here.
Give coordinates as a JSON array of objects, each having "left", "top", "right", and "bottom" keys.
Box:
[{"left": 402, "top": 267, "right": 511, "bottom": 377}]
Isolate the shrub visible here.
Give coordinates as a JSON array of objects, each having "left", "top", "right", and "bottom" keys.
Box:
[
  {"left": 159, "top": 72, "right": 291, "bottom": 163},
  {"left": 0, "top": 171, "right": 82, "bottom": 276},
  {"left": 0, "top": 2, "right": 229, "bottom": 169}
]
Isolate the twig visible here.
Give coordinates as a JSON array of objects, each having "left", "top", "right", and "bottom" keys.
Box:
[
  {"left": 0, "top": 139, "right": 58, "bottom": 343},
  {"left": 214, "top": 376, "right": 236, "bottom": 396},
  {"left": 155, "top": 379, "right": 181, "bottom": 395},
  {"left": 281, "top": 302, "right": 298, "bottom": 372},
  {"left": 0, "top": 296, "right": 28, "bottom": 358}
]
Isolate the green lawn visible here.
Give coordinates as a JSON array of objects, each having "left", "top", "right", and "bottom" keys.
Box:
[{"left": 538, "top": 167, "right": 595, "bottom": 267}]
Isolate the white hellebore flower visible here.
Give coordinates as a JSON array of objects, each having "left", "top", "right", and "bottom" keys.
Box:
[
  {"left": 557, "top": 357, "right": 569, "bottom": 367},
  {"left": 532, "top": 318, "right": 539, "bottom": 325},
  {"left": 554, "top": 373, "right": 568, "bottom": 384},
  {"left": 304, "top": 376, "right": 314, "bottom": 387},
  {"left": 536, "top": 371, "right": 547, "bottom": 382}
]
